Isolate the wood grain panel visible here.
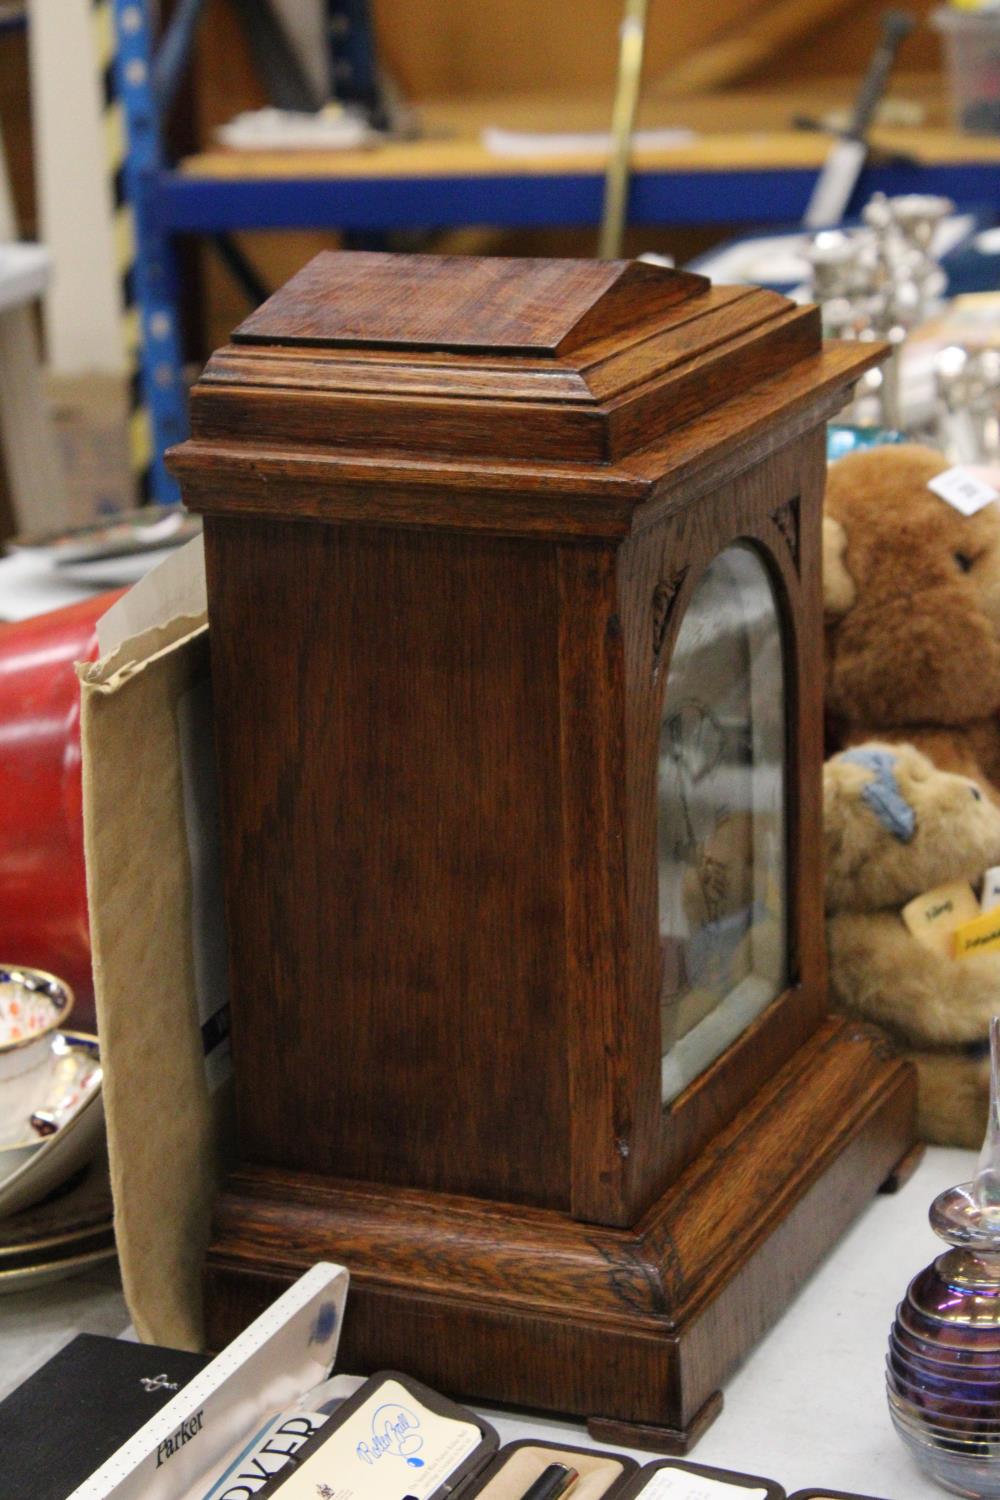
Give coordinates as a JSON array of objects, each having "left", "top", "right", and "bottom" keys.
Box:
[
  {"left": 556, "top": 543, "right": 636, "bottom": 1224},
  {"left": 201, "top": 349, "right": 595, "bottom": 403},
  {"left": 173, "top": 341, "right": 885, "bottom": 546},
  {"left": 204, "top": 515, "right": 570, "bottom": 1208},
  {"left": 191, "top": 382, "right": 610, "bottom": 463},
  {"left": 605, "top": 306, "right": 821, "bottom": 459},
  {"left": 232, "top": 253, "right": 705, "bottom": 355},
  {"left": 583, "top": 288, "right": 784, "bottom": 398}
]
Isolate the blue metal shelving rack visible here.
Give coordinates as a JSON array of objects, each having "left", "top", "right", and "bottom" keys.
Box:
[
  {"left": 156, "top": 159, "right": 1000, "bottom": 235},
  {"left": 110, "top": 0, "right": 188, "bottom": 505},
  {"left": 110, "top": 0, "right": 1000, "bottom": 502}
]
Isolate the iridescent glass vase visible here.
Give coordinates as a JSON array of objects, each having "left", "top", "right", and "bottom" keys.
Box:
[{"left": 887, "top": 1018, "right": 1000, "bottom": 1496}]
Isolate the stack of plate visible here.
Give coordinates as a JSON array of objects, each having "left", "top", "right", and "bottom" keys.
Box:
[
  {"left": 887, "top": 1258, "right": 1000, "bottom": 1497},
  {"left": 0, "top": 966, "right": 112, "bottom": 1289},
  {"left": 0, "top": 1158, "right": 114, "bottom": 1291}
]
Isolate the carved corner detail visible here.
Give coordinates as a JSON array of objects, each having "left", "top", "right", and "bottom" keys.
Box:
[
  {"left": 588, "top": 1237, "right": 680, "bottom": 1317},
  {"left": 652, "top": 569, "right": 688, "bottom": 674},
  {"left": 772, "top": 499, "right": 801, "bottom": 569}
]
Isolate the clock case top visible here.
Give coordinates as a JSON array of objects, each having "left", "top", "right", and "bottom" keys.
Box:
[
  {"left": 172, "top": 250, "right": 880, "bottom": 540},
  {"left": 170, "top": 253, "right": 888, "bottom": 1235}
]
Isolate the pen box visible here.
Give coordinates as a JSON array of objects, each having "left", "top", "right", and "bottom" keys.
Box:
[
  {"left": 619, "top": 1459, "right": 784, "bottom": 1498},
  {"left": 65, "top": 1262, "right": 350, "bottom": 1500},
  {"left": 254, "top": 1370, "right": 503, "bottom": 1500},
  {"left": 254, "top": 1369, "right": 784, "bottom": 1500},
  {"left": 45, "top": 1262, "right": 780, "bottom": 1500},
  {"left": 0, "top": 1334, "right": 211, "bottom": 1500},
  {"left": 787, "top": 1491, "right": 887, "bottom": 1499}
]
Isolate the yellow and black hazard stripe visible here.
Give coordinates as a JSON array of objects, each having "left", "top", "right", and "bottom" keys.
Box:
[{"left": 93, "top": 0, "right": 153, "bottom": 502}]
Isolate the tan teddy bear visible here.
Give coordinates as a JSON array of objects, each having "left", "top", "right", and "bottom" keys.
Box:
[
  {"left": 825, "top": 740, "right": 1000, "bottom": 1147},
  {"left": 824, "top": 444, "right": 1000, "bottom": 799}
]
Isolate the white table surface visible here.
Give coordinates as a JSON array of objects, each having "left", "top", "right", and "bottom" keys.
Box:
[
  {"left": 482, "top": 1145, "right": 982, "bottom": 1499},
  {"left": 0, "top": 1145, "right": 982, "bottom": 1498}
]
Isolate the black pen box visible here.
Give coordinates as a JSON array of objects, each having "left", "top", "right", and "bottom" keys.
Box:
[
  {"left": 255, "top": 1371, "right": 784, "bottom": 1500},
  {"left": 0, "top": 1334, "right": 211, "bottom": 1500}
]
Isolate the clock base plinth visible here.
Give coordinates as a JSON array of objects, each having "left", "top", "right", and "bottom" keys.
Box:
[
  {"left": 879, "top": 1140, "right": 927, "bottom": 1195},
  {"left": 203, "top": 1018, "right": 915, "bottom": 1443},
  {"left": 587, "top": 1392, "right": 725, "bottom": 1455}
]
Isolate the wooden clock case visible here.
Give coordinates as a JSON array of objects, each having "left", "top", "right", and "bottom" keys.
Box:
[{"left": 169, "top": 253, "right": 916, "bottom": 1451}]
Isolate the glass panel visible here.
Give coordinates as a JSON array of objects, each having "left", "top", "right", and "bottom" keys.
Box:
[{"left": 658, "top": 544, "right": 787, "bottom": 1105}]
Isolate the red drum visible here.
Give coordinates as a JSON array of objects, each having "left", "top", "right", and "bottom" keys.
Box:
[{"left": 0, "top": 592, "right": 124, "bottom": 1030}]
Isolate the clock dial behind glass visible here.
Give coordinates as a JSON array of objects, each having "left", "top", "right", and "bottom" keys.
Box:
[{"left": 657, "top": 544, "right": 787, "bottom": 1105}]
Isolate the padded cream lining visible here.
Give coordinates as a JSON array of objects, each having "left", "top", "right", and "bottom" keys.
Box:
[{"left": 474, "top": 1446, "right": 624, "bottom": 1500}]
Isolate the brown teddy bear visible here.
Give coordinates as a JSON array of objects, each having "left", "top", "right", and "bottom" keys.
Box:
[
  {"left": 825, "top": 740, "right": 1000, "bottom": 1147},
  {"left": 824, "top": 444, "right": 1000, "bottom": 799}
]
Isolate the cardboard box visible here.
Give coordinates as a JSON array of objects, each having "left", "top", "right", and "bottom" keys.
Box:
[{"left": 78, "top": 538, "right": 227, "bottom": 1349}]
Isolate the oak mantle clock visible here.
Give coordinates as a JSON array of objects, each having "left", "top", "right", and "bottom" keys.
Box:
[{"left": 170, "top": 252, "right": 915, "bottom": 1451}]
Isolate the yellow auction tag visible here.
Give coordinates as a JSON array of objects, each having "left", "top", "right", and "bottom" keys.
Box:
[
  {"left": 954, "top": 905, "right": 1000, "bottom": 959},
  {"left": 901, "top": 881, "right": 980, "bottom": 956}
]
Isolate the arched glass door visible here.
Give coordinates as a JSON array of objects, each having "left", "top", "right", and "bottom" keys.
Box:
[{"left": 657, "top": 544, "right": 787, "bottom": 1105}]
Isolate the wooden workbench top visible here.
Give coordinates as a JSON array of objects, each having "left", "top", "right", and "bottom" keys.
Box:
[{"left": 178, "top": 76, "right": 1000, "bottom": 180}]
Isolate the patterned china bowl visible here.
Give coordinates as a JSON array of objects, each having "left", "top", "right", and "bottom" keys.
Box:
[
  {"left": 0, "top": 1032, "right": 104, "bottom": 1218},
  {"left": 0, "top": 967, "right": 73, "bottom": 1080}
]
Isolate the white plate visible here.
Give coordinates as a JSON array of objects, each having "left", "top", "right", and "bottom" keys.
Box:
[
  {"left": 0, "top": 1241, "right": 116, "bottom": 1293},
  {"left": 0, "top": 1033, "right": 105, "bottom": 1218}
]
